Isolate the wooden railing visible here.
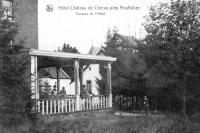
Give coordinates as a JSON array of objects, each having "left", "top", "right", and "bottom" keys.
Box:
[
  {"left": 37, "top": 96, "right": 76, "bottom": 115},
  {"left": 37, "top": 95, "right": 109, "bottom": 115},
  {"left": 80, "top": 95, "right": 109, "bottom": 111}
]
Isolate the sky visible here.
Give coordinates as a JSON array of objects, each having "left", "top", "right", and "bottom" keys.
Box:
[{"left": 38, "top": 0, "right": 170, "bottom": 54}]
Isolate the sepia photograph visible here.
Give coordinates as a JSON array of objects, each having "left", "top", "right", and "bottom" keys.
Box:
[{"left": 0, "top": 0, "right": 200, "bottom": 132}]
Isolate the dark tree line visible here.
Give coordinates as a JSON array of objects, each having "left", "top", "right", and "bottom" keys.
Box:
[
  {"left": 142, "top": 0, "right": 200, "bottom": 117},
  {"left": 98, "top": 29, "right": 147, "bottom": 97},
  {"left": 100, "top": 0, "right": 200, "bottom": 117}
]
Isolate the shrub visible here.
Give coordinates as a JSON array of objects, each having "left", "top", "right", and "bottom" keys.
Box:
[{"left": 0, "top": 49, "right": 37, "bottom": 127}]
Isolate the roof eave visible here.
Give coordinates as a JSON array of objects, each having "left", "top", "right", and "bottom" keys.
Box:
[{"left": 29, "top": 49, "right": 116, "bottom": 62}]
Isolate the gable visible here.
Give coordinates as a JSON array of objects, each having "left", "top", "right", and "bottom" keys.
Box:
[
  {"left": 88, "top": 46, "right": 102, "bottom": 55},
  {"left": 39, "top": 67, "right": 70, "bottom": 79}
]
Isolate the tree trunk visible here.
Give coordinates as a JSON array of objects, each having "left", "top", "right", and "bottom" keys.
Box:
[
  {"left": 155, "top": 93, "right": 157, "bottom": 113},
  {"left": 183, "top": 75, "right": 186, "bottom": 120},
  {"left": 168, "top": 97, "right": 171, "bottom": 112}
]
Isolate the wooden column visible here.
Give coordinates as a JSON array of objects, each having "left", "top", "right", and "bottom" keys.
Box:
[
  {"left": 107, "top": 62, "right": 112, "bottom": 108},
  {"left": 56, "top": 67, "right": 60, "bottom": 95},
  {"left": 80, "top": 65, "right": 84, "bottom": 94},
  {"left": 74, "top": 60, "right": 80, "bottom": 111},
  {"left": 31, "top": 56, "right": 39, "bottom": 113},
  {"left": 31, "top": 56, "right": 39, "bottom": 100}
]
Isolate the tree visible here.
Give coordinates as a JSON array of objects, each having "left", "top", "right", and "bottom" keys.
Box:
[
  {"left": 0, "top": 8, "right": 37, "bottom": 126},
  {"left": 60, "top": 43, "right": 79, "bottom": 53},
  {"left": 142, "top": 0, "right": 200, "bottom": 117},
  {"left": 99, "top": 29, "right": 147, "bottom": 96}
]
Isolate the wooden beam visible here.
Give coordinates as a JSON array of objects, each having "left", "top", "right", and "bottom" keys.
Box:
[{"left": 29, "top": 49, "right": 116, "bottom": 62}]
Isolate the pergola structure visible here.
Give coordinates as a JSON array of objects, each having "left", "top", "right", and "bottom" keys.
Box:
[{"left": 29, "top": 49, "right": 116, "bottom": 115}]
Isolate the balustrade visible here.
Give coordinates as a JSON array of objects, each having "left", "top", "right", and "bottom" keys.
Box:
[{"left": 37, "top": 95, "right": 109, "bottom": 115}]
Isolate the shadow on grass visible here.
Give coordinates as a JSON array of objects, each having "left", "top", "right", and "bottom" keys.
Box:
[{"left": 1, "top": 110, "right": 200, "bottom": 133}]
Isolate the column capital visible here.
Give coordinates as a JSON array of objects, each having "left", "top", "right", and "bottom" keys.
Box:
[
  {"left": 107, "top": 62, "right": 112, "bottom": 69},
  {"left": 74, "top": 60, "right": 79, "bottom": 68}
]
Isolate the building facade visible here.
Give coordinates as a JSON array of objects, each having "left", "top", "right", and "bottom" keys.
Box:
[
  {"left": 82, "top": 46, "right": 102, "bottom": 95},
  {"left": 1, "top": 0, "right": 38, "bottom": 49}
]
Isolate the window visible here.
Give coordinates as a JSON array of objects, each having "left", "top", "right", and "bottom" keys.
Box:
[
  {"left": 1, "top": 0, "right": 13, "bottom": 20},
  {"left": 86, "top": 80, "right": 92, "bottom": 92},
  {"left": 2, "top": 0, "right": 12, "bottom": 7}
]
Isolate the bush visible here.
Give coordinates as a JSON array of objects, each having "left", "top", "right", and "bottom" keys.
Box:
[{"left": 0, "top": 48, "right": 37, "bottom": 127}]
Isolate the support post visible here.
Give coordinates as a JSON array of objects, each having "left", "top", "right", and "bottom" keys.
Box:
[
  {"left": 74, "top": 60, "right": 80, "bottom": 111},
  {"left": 80, "top": 65, "right": 84, "bottom": 94},
  {"left": 107, "top": 62, "right": 112, "bottom": 108},
  {"left": 31, "top": 56, "right": 39, "bottom": 112},
  {"left": 57, "top": 67, "right": 60, "bottom": 95},
  {"left": 31, "top": 56, "right": 39, "bottom": 100}
]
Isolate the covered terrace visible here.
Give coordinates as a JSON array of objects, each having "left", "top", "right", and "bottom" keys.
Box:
[{"left": 29, "top": 49, "right": 116, "bottom": 115}]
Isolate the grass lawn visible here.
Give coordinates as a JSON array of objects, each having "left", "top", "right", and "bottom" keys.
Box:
[{"left": 1, "top": 110, "right": 200, "bottom": 133}]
